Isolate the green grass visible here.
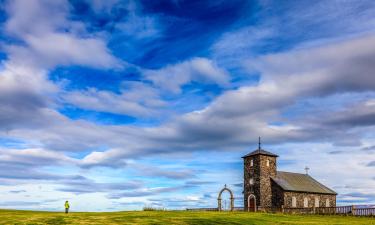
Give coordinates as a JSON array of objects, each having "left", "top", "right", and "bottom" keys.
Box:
[{"left": 0, "top": 209, "right": 374, "bottom": 225}]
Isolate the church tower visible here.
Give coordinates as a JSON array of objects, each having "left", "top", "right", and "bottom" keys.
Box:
[{"left": 242, "top": 138, "right": 278, "bottom": 211}]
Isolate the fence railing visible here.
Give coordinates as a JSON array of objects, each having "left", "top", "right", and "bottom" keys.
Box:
[
  {"left": 353, "top": 207, "right": 375, "bottom": 216},
  {"left": 233, "top": 207, "right": 244, "bottom": 211},
  {"left": 281, "top": 206, "right": 352, "bottom": 215},
  {"left": 186, "top": 205, "right": 375, "bottom": 216},
  {"left": 186, "top": 208, "right": 218, "bottom": 211},
  {"left": 186, "top": 207, "right": 245, "bottom": 212},
  {"left": 272, "top": 205, "right": 375, "bottom": 216}
]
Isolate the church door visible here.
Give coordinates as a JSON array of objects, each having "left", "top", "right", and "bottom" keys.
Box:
[{"left": 248, "top": 195, "right": 256, "bottom": 212}]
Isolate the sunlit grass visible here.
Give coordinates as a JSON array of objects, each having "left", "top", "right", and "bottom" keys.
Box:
[{"left": 0, "top": 209, "right": 374, "bottom": 225}]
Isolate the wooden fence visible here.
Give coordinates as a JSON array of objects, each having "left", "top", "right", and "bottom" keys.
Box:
[
  {"left": 186, "top": 207, "right": 244, "bottom": 212},
  {"left": 186, "top": 207, "right": 218, "bottom": 211},
  {"left": 271, "top": 205, "right": 375, "bottom": 216},
  {"left": 353, "top": 207, "right": 375, "bottom": 216},
  {"left": 186, "top": 205, "right": 375, "bottom": 216},
  {"left": 281, "top": 206, "right": 352, "bottom": 215},
  {"left": 233, "top": 207, "right": 244, "bottom": 211}
]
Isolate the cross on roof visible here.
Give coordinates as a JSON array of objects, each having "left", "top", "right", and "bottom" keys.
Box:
[
  {"left": 258, "top": 137, "right": 261, "bottom": 150},
  {"left": 305, "top": 166, "right": 310, "bottom": 175}
]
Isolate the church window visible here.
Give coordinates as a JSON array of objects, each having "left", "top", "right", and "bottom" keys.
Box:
[
  {"left": 249, "top": 178, "right": 254, "bottom": 185},
  {"left": 250, "top": 160, "right": 253, "bottom": 167},
  {"left": 266, "top": 159, "right": 270, "bottom": 167},
  {"left": 315, "top": 197, "right": 319, "bottom": 207},
  {"left": 326, "top": 199, "right": 330, "bottom": 207},
  {"left": 292, "top": 197, "right": 296, "bottom": 207},
  {"left": 303, "top": 197, "right": 308, "bottom": 208}
]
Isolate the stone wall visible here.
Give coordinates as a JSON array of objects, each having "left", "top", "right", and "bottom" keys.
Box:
[
  {"left": 259, "top": 155, "right": 277, "bottom": 208},
  {"left": 271, "top": 179, "right": 284, "bottom": 208},
  {"left": 243, "top": 155, "right": 260, "bottom": 210},
  {"left": 283, "top": 192, "right": 336, "bottom": 208}
]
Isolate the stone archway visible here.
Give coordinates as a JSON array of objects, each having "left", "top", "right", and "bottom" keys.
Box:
[
  {"left": 217, "top": 184, "right": 234, "bottom": 211},
  {"left": 247, "top": 194, "right": 256, "bottom": 212}
]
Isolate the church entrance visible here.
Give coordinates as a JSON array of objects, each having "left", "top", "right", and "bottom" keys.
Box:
[{"left": 247, "top": 194, "right": 256, "bottom": 212}]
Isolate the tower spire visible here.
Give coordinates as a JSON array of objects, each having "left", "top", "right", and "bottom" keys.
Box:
[{"left": 258, "top": 137, "right": 261, "bottom": 150}]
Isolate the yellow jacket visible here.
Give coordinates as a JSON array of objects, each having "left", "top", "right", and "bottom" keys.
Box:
[{"left": 65, "top": 202, "right": 70, "bottom": 209}]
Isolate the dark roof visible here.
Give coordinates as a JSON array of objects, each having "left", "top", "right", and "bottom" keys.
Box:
[
  {"left": 272, "top": 171, "right": 337, "bottom": 195},
  {"left": 242, "top": 149, "right": 279, "bottom": 158}
]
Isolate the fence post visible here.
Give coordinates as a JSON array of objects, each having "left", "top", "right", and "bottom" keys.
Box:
[
  {"left": 281, "top": 205, "right": 284, "bottom": 214},
  {"left": 351, "top": 205, "right": 356, "bottom": 216}
]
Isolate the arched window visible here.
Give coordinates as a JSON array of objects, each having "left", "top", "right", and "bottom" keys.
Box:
[
  {"left": 314, "top": 197, "right": 319, "bottom": 207},
  {"left": 326, "top": 199, "right": 330, "bottom": 207},
  {"left": 303, "top": 197, "right": 309, "bottom": 208},
  {"left": 266, "top": 159, "right": 270, "bottom": 167},
  {"left": 249, "top": 178, "right": 254, "bottom": 185},
  {"left": 292, "top": 196, "right": 296, "bottom": 207},
  {"left": 250, "top": 160, "right": 253, "bottom": 167}
]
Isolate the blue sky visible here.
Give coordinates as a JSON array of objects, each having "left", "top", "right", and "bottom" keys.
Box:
[{"left": 0, "top": 0, "right": 375, "bottom": 211}]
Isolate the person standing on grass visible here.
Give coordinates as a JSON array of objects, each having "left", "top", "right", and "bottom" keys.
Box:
[{"left": 65, "top": 201, "right": 70, "bottom": 214}]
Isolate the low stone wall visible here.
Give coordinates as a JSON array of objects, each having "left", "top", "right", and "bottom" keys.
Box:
[{"left": 283, "top": 192, "right": 336, "bottom": 208}]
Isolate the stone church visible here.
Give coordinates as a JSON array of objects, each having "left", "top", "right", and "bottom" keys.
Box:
[{"left": 243, "top": 143, "right": 337, "bottom": 211}]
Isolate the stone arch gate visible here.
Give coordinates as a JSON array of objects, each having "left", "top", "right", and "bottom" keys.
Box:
[{"left": 217, "top": 184, "right": 234, "bottom": 211}]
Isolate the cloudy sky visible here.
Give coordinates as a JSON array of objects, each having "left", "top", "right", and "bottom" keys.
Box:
[{"left": 0, "top": 0, "right": 375, "bottom": 211}]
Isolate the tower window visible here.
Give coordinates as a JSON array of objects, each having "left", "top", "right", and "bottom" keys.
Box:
[
  {"left": 250, "top": 160, "right": 253, "bottom": 167},
  {"left": 292, "top": 197, "right": 296, "bottom": 207},
  {"left": 266, "top": 159, "right": 270, "bottom": 167},
  {"left": 304, "top": 197, "right": 309, "bottom": 208},
  {"left": 249, "top": 178, "right": 254, "bottom": 185}
]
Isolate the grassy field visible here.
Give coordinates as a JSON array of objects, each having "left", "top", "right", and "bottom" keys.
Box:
[{"left": 0, "top": 210, "right": 374, "bottom": 225}]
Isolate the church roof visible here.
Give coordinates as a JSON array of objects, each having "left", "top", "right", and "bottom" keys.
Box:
[
  {"left": 242, "top": 149, "right": 279, "bottom": 158},
  {"left": 272, "top": 171, "right": 337, "bottom": 195}
]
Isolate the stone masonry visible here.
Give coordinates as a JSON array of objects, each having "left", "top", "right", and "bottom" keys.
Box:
[
  {"left": 283, "top": 192, "right": 336, "bottom": 208},
  {"left": 244, "top": 153, "right": 277, "bottom": 210}
]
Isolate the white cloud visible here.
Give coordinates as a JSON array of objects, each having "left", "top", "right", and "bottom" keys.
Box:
[
  {"left": 5, "top": 0, "right": 69, "bottom": 37},
  {"left": 212, "top": 25, "right": 274, "bottom": 60},
  {"left": 64, "top": 89, "right": 151, "bottom": 117},
  {"left": 192, "top": 34, "right": 375, "bottom": 127},
  {"left": 0, "top": 62, "right": 60, "bottom": 130},
  {"left": 3, "top": 35, "right": 375, "bottom": 167},
  {"left": 81, "top": 149, "right": 127, "bottom": 168},
  {"left": 4, "top": 0, "right": 121, "bottom": 69},
  {"left": 0, "top": 148, "right": 77, "bottom": 167},
  {"left": 115, "top": 0, "right": 160, "bottom": 39},
  {"left": 25, "top": 33, "right": 119, "bottom": 68},
  {"left": 144, "top": 57, "right": 230, "bottom": 94},
  {"left": 63, "top": 82, "right": 166, "bottom": 117}
]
